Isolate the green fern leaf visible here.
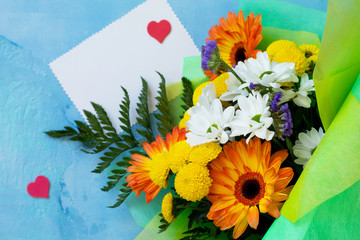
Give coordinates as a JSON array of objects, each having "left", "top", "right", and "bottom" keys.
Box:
[
  {"left": 108, "top": 182, "right": 133, "bottom": 208},
  {"left": 135, "top": 78, "right": 154, "bottom": 143},
  {"left": 83, "top": 109, "right": 107, "bottom": 140},
  {"left": 91, "top": 102, "right": 120, "bottom": 140},
  {"left": 158, "top": 213, "right": 171, "bottom": 233},
  {"left": 180, "top": 77, "right": 194, "bottom": 112},
  {"left": 92, "top": 144, "right": 132, "bottom": 173},
  {"left": 154, "top": 72, "right": 175, "bottom": 137},
  {"left": 118, "top": 87, "right": 137, "bottom": 146}
]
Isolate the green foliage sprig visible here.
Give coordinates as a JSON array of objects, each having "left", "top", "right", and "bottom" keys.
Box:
[
  {"left": 136, "top": 78, "right": 155, "bottom": 144},
  {"left": 46, "top": 73, "right": 176, "bottom": 208},
  {"left": 155, "top": 72, "right": 175, "bottom": 137},
  {"left": 180, "top": 77, "right": 194, "bottom": 114}
]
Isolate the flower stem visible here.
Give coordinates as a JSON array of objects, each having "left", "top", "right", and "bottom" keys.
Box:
[{"left": 221, "top": 59, "right": 251, "bottom": 93}]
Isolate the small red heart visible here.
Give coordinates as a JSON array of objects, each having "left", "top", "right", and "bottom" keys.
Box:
[
  {"left": 147, "top": 20, "right": 171, "bottom": 43},
  {"left": 27, "top": 175, "right": 50, "bottom": 199}
]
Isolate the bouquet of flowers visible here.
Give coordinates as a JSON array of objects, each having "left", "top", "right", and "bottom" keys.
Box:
[
  {"left": 126, "top": 10, "right": 324, "bottom": 239},
  {"left": 47, "top": 0, "right": 360, "bottom": 239}
]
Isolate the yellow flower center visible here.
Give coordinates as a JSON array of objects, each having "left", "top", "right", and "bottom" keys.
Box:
[{"left": 234, "top": 172, "right": 265, "bottom": 206}]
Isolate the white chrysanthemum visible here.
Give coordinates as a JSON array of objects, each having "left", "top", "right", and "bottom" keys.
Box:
[
  {"left": 186, "top": 83, "right": 235, "bottom": 147},
  {"left": 230, "top": 91, "right": 274, "bottom": 142},
  {"left": 293, "top": 127, "right": 324, "bottom": 168},
  {"left": 235, "top": 51, "right": 298, "bottom": 89},
  {"left": 219, "top": 72, "right": 249, "bottom": 102},
  {"left": 293, "top": 73, "right": 315, "bottom": 108},
  {"left": 275, "top": 88, "right": 296, "bottom": 104}
]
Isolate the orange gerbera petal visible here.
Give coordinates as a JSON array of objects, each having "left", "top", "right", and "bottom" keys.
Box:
[
  {"left": 247, "top": 205, "right": 259, "bottom": 229},
  {"left": 207, "top": 10, "right": 263, "bottom": 67},
  {"left": 207, "top": 138, "right": 294, "bottom": 239},
  {"left": 268, "top": 201, "right": 280, "bottom": 218},
  {"left": 126, "top": 126, "right": 186, "bottom": 203},
  {"left": 233, "top": 217, "right": 248, "bottom": 239}
]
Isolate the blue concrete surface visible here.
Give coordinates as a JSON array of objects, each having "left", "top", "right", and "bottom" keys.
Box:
[
  {"left": 0, "top": 36, "right": 142, "bottom": 239},
  {"left": 0, "top": 0, "right": 328, "bottom": 239}
]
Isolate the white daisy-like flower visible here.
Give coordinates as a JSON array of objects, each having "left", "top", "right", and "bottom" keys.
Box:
[
  {"left": 235, "top": 51, "right": 298, "bottom": 89},
  {"left": 293, "top": 127, "right": 324, "bottom": 168},
  {"left": 293, "top": 73, "right": 315, "bottom": 108},
  {"left": 275, "top": 88, "right": 296, "bottom": 104},
  {"left": 186, "top": 83, "right": 235, "bottom": 147},
  {"left": 219, "top": 72, "right": 249, "bottom": 102},
  {"left": 230, "top": 91, "right": 274, "bottom": 142}
]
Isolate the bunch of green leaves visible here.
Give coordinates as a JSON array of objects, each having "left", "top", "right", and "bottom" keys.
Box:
[{"left": 46, "top": 72, "right": 177, "bottom": 207}]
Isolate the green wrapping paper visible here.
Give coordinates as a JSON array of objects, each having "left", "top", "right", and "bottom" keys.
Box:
[
  {"left": 279, "top": 81, "right": 360, "bottom": 222},
  {"left": 312, "top": 0, "right": 360, "bottom": 129},
  {"left": 239, "top": 0, "right": 326, "bottom": 39},
  {"left": 281, "top": 0, "right": 360, "bottom": 223},
  {"left": 264, "top": 178, "right": 360, "bottom": 239}
]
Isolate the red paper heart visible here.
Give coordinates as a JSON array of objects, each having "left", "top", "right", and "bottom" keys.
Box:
[
  {"left": 147, "top": 20, "right": 171, "bottom": 43},
  {"left": 27, "top": 175, "right": 50, "bottom": 199}
]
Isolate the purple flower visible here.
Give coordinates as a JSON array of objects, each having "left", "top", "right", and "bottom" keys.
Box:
[
  {"left": 201, "top": 40, "right": 219, "bottom": 71},
  {"left": 279, "top": 103, "right": 293, "bottom": 138},
  {"left": 270, "top": 92, "right": 282, "bottom": 112},
  {"left": 249, "top": 83, "right": 258, "bottom": 90}
]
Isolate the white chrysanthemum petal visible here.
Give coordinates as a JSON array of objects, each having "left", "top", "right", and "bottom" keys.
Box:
[
  {"left": 298, "top": 132, "right": 317, "bottom": 149},
  {"left": 293, "top": 95, "right": 311, "bottom": 108},
  {"left": 293, "top": 73, "right": 315, "bottom": 108},
  {"left": 221, "top": 51, "right": 298, "bottom": 103},
  {"left": 186, "top": 93, "right": 235, "bottom": 146},
  {"left": 293, "top": 127, "right": 324, "bottom": 168},
  {"left": 230, "top": 91, "right": 274, "bottom": 141}
]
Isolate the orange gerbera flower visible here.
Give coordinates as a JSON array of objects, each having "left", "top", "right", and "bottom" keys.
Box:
[
  {"left": 126, "top": 127, "right": 186, "bottom": 203},
  {"left": 207, "top": 10, "right": 263, "bottom": 67},
  {"left": 207, "top": 138, "right": 293, "bottom": 239}
]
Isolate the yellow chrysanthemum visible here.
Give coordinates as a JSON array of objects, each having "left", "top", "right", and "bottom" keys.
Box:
[
  {"left": 299, "top": 44, "right": 319, "bottom": 70},
  {"left": 213, "top": 73, "right": 229, "bottom": 97},
  {"left": 189, "top": 142, "right": 222, "bottom": 166},
  {"left": 175, "top": 163, "right": 212, "bottom": 202},
  {"left": 179, "top": 109, "right": 191, "bottom": 129},
  {"left": 271, "top": 47, "right": 307, "bottom": 76},
  {"left": 149, "top": 152, "right": 170, "bottom": 188},
  {"left": 168, "top": 140, "right": 192, "bottom": 173},
  {"left": 266, "top": 40, "right": 308, "bottom": 76},
  {"left": 161, "top": 193, "right": 175, "bottom": 223},
  {"left": 266, "top": 40, "right": 298, "bottom": 59}
]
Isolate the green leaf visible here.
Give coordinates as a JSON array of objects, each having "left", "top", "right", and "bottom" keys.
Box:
[
  {"left": 45, "top": 129, "right": 76, "bottom": 138},
  {"left": 158, "top": 213, "right": 171, "bottom": 233},
  {"left": 108, "top": 183, "right": 133, "bottom": 208},
  {"left": 180, "top": 77, "right": 194, "bottom": 113},
  {"left": 91, "top": 102, "right": 120, "bottom": 140},
  {"left": 135, "top": 78, "right": 154, "bottom": 143},
  {"left": 83, "top": 109, "right": 107, "bottom": 140},
  {"left": 92, "top": 143, "right": 133, "bottom": 173},
  {"left": 153, "top": 72, "right": 175, "bottom": 137},
  {"left": 118, "top": 87, "right": 137, "bottom": 147}
]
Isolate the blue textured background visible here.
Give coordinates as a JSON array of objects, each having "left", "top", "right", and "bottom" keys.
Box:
[{"left": 0, "top": 0, "right": 327, "bottom": 239}]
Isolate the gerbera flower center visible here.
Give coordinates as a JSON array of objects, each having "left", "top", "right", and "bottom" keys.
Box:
[
  {"left": 234, "top": 172, "right": 265, "bottom": 206},
  {"left": 230, "top": 42, "right": 246, "bottom": 65}
]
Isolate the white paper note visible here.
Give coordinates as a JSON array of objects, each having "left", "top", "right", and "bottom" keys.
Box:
[{"left": 50, "top": 0, "right": 200, "bottom": 132}]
